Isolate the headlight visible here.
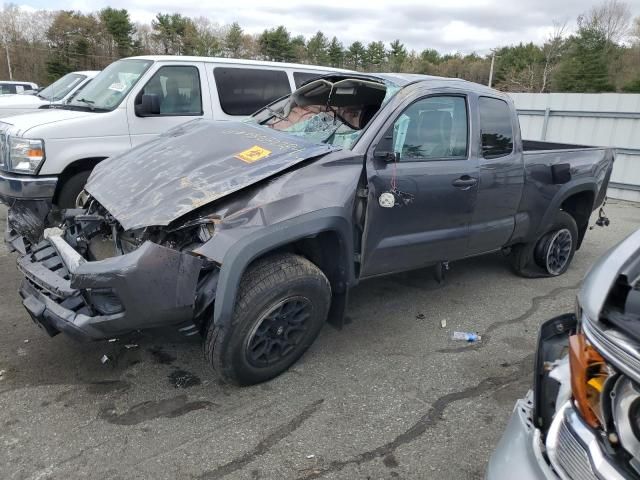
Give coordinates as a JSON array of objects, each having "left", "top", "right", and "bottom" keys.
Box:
[
  {"left": 8, "top": 137, "right": 45, "bottom": 173},
  {"left": 569, "top": 333, "right": 610, "bottom": 427}
]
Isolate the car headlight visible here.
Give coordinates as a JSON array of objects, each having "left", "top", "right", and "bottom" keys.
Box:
[
  {"left": 8, "top": 136, "right": 45, "bottom": 174},
  {"left": 569, "top": 332, "right": 610, "bottom": 428}
]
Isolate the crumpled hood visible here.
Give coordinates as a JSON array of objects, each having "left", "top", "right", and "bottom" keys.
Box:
[{"left": 86, "top": 119, "right": 338, "bottom": 230}]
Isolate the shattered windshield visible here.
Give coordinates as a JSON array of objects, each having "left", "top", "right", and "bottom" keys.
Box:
[{"left": 252, "top": 77, "right": 399, "bottom": 149}]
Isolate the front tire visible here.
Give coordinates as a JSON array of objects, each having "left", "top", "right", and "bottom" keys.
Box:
[
  {"left": 56, "top": 170, "right": 92, "bottom": 208},
  {"left": 204, "top": 253, "right": 331, "bottom": 386}
]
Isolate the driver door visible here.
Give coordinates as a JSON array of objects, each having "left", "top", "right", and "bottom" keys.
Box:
[
  {"left": 127, "top": 63, "right": 212, "bottom": 147},
  {"left": 360, "top": 93, "right": 479, "bottom": 278}
]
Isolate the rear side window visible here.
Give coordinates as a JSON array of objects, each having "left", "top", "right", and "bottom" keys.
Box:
[
  {"left": 479, "top": 97, "right": 514, "bottom": 159},
  {"left": 214, "top": 68, "right": 291, "bottom": 116},
  {"left": 0, "top": 84, "right": 16, "bottom": 94},
  {"left": 293, "top": 71, "right": 323, "bottom": 88}
]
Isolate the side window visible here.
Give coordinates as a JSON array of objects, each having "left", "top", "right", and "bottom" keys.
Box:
[
  {"left": 293, "top": 71, "right": 323, "bottom": 88},
  {"left": 391, "top": 96, "right": 468, "bottom": 161},
  {"left": 137, "top": 65, "right": 202, "bottom": 116},
  {"left": 214, "top": 68, "right": 291, "bottom": 116},
  {"left": 479, "top": 97, "right": 514, "bottom": 159},
  {"left": 0, "top": 85, "right": 16, "bottom": 94}
]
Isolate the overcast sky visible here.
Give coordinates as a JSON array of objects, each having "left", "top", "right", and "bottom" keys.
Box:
[{"left": 18, "top": 0, "right": 640, "bottom": 54}]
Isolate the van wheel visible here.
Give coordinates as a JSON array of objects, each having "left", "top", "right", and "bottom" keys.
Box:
[
  {"left": 56, "top": 170, "right": 92, "bottom": 208},
  {"left": 204, "top": 253, "right": 331, "bottom": 386},
  {"left": 509, "top": 211, "right": 578, "bottom": 277}
]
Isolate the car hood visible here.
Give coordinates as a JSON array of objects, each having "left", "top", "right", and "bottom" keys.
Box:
[
  {"left": 0, "top": 109, "right": 96, "bottom": 135},
  {"left": 0, "top": 94, "right": 44, "bottom": 108},
  {"left": 85, "top": 119, "right": 338, "bottom": 230},
  {"left": 579, "top": 228, "right": 640, "bottom": 322}
]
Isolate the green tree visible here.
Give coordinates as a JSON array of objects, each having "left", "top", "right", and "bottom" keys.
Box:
[
  {"left": 365, "top": 41, "right": 386, "bottom": 70},
  {"left": 46, "top": 11, "right": 101, "bottom": 78},
  {"left": 99, "top": 7, "right": 135, "bottom": 57},
  {"left": 346, "top": 41, "right": 365, "bottom": 70},
  {"left": 327, "top": 37, "right": 344, "bottom": 68},
  {"left": 290, "top": 35, "right": 307, "bottom": 63},
  {"left": 224, "top": 22, "right": 243, "bottom": 57},
  {"left": 151, "top": 13, "right": 197, "bottom": 55},
  {"left": 258, "top": 25, "right": 294, "bottom": 62},
  {"left": 554, "top": 24, "right": 616, "bottom": 92},
  {"left": 388, "top": 39, "right": 407, "bottom": 71},
  {"left": 306, "top": 31, "right": 329, "bottom": 65}
]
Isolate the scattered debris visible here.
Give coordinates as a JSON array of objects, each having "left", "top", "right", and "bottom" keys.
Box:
[
  {"left": 416, "top": 313, "right": 425, "bottom": 320},
  {"left": 108, "top": 338, "right": 118, "bottom": 343},
  {"left": 0, "top": 369, "right": 6, "bottom": 380},
  {"left": 16, "top": 348, "right": 27, "bottom": 357},
  {"left": 169, "top": 369, "right": 201, "bottom": 389},
  {"left": 23, "top": 339, "right": 29, "bottom": 343},
  {"left": 452, "top": 331, "right": 481, "bottom": 342},
  {"left": 306, "top": 454, "right": 315, "bottom": 459},
  {"left": 124, "top": 344, "right": 139, "bottom": 350},
  {"left": 440, "top": 319, "right": 447, "bottom": 328},
  {"left": 100, "top": 354, "right": 111, "bottom": 364}
]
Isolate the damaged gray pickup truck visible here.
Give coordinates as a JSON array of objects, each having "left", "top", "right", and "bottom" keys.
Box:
[{"left": 12, "top": 73, "right": 614, "bottom": 385}]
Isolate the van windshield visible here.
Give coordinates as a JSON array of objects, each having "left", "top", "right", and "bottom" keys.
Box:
[
  {"left": 38, "top": 73, "right": 86, "bottom": 102},
  {"left": 252, "top": 77, "right": 399, "bottom": 149},
  {"left": 66, "top": 59, "right": 153, "bottom": 112}
]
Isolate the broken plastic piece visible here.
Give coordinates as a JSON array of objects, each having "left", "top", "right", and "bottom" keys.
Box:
[
  {"left": 100, "top": 354, "right": 111, "bottom": 364},
  {"left": 306, "top": 454, "right": 315, "bottom": 459},
  {"left": 124, "top": 344, "right": 139, "bottom": 350},
  {"left": 440, "top": 319, "right": 447, "bottom": 328},
  {"left": 416, "top": 313, "right": 425, "bottom": 320},
  {"left": 452, "top": 331, "right": 481, "bottom": 342}
]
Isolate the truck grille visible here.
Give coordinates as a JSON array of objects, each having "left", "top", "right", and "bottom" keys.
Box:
[
  {"left": 555, "top": 415, "right": 599, "bottom": 480},
  {"left": 20, "top": 241, "right": 90, "bottom": 314}
]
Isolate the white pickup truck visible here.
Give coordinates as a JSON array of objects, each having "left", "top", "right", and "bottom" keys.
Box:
[
  {"left": 0, "top": 71, "right": 98, "bottom": 118},
  {"left": 0, "top": 56, "right": 347, "bottom": 241}
]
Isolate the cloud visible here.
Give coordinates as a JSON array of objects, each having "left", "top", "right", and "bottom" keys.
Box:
[{"left": 16, "top": 0, "right": 640, "bottom": 54}]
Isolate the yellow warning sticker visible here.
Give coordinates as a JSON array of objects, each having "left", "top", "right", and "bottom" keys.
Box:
[{"left": 234, "top": 145, "right": 272, "bottom": 163}]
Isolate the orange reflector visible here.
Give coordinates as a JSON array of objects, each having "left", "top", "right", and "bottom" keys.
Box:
[
  {"left": 27, "top": 149, "right": 43, "bottom": 158},
  {"left": 569, "top": 333, "right": 608, "bottom": 428}
]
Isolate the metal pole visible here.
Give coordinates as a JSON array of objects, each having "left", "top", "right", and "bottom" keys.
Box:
[
  {"left": 488, "top": 52, "right": 495, "bottom": 88},
  {"left": 4, "top": 43, "right": 11, "bottom": 80}
]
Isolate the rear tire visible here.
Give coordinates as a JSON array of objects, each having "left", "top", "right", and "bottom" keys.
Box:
[
  {"left": 204, "top": 253, "right": 331, "bottom": 386},
  {"left": 56, "top": 170, "right": 92, "bottom": 208},
  {"left": 509, "top": 210, "right": 578, "bottom": 277}
]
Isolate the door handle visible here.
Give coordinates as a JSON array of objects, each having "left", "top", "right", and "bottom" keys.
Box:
[{"left": 452, "top": 176, "right": 478, "bottom": 189}]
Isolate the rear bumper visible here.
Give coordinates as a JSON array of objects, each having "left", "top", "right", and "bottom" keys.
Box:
[{"left": 17, "top": 235, "right": 206, "bottom": 340}]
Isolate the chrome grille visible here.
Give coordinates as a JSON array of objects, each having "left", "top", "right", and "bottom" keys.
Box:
[
  {"left": 556, "top": 415, "right": 599, "bottom": 480},
  {"left": 584, "top": 317, "right": 640, "bottom": 386}
]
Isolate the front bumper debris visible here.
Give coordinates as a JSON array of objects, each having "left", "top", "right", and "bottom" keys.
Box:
[
  {"left": 0, "top": 171, "right": 57, "bottom": 201},
  {"left": 17, "top": 235, "right": 205, "bottom": 340}
]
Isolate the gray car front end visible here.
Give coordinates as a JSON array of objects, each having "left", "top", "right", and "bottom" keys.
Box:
[{"left": 487, "top": 228, "right": 640, "bottom": 479}]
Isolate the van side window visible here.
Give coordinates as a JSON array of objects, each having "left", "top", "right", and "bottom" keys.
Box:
[
  {"left": 479, "top": 97, "right": 514, "bottom": 159},
  {"left": 293, "top": 72, "right": 323, "bottom": 88},
  {"left": 214, "top": 68, "right": 291, "bottom": 116},
  {"left": 391, "top": 96, "right": 468, "bottom": 161},
  {"left": 138, "top": 66, "right": 203, "bottom": 116}
]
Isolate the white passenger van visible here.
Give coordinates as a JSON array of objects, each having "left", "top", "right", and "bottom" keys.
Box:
[
  {"left": 0, "top": 56, "right": 350, "bottom": 211},
  {"left": 0, "top": 71, "right": 99, "bottom": 118}
]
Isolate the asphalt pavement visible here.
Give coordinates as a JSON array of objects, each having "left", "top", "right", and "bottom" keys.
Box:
[{"left": 1, "top": 201, "right": 638, "bottom": 480}]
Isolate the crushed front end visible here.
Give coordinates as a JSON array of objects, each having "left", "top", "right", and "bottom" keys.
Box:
[{"left": 17, "top": 200, "right": 219, "bottom": 341}]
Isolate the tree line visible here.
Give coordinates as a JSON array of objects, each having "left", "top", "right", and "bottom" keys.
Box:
[{"left": 0, "top": 0, "right": 638, "bottom": 93}]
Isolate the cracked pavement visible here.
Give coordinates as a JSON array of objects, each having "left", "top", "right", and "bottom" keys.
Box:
[{"left": 0, "top": 201, "right": 638, "bottom": 480}]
